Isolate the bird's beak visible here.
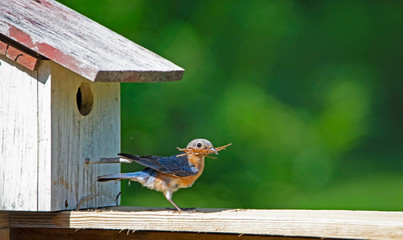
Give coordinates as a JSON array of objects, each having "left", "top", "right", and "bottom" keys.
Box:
[{"left": 210, "top": 147, "right": 219, "bottom": 155}]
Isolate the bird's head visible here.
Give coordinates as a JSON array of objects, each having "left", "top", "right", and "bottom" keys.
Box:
[
  {"left": 177, "top": 139, "right": 231, "bottom": 158},
  {"left": 186, "top": 138, "right": 218, "bottom": 155}
]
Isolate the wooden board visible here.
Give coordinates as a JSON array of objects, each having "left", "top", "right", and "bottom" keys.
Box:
[
  {"left": 36, "top": 61, "right": 52, "bottom": 211},
  {"left": 0, "top": 55, "right": 39, "bottom": 211},
  {"left": 7, "top": 207, "right": 403, "bottom": 240},
  {"left": 0, "top": 0, "right": 184, "bottom": 82},
  {"left": 0, "top": 229, "right": 9, "bottom": 240},
  {"left": 0, "top": 212, "right": 9, "bottom": 229},
  {"left": 0, "top": 212, "right": 9, "bottom": 240},
  {"left": 48, "top": 61, "right": 121, "bottom": 210},
  {"left": 0, "top": 58, "right": 120, "bottom": 211},
  {"left": 0, "top": 39, "right": 39, "bottom": 71},
  {"left": 9, "top": 228, "right": 316, "bottom": 240}
]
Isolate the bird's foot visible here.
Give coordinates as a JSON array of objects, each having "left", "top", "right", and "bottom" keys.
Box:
[{"left": 165, "top": 207, "right": 199, "bottom": 213}]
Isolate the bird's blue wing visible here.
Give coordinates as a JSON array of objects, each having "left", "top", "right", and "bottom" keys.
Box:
[{"left": 118, "top": 153, "right": 199, "bottom": 177}]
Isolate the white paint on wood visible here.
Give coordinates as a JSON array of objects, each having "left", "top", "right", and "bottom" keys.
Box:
[
  {"left": 1, "top": 58, "right": 120, "bottom": 211},
  {"left": 0, "top": 0, "right": 184, "bottom": 82},
  {"left": 36, "top": 61, "right": 52, "bottom": 211},
  {"left": 7, "top": 208, "right": 403, "bottom": 240},
  {"left": 49, "top": 62, "right": 120, "bottom": 210},
  {"left": 0, "top": 55, "right": 38, "bottom": 211}
]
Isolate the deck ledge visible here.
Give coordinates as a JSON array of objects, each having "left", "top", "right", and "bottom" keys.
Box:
[{"left": 2, "top": 207, "right": 403, "bottom": 239}]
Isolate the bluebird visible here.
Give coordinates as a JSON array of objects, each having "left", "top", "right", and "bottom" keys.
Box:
[{"left": 97, "top": 139, "right": 231, "bottom": 211}]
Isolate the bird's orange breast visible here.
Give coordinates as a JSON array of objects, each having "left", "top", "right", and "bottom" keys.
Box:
[{"left": 156, "top": 155, "right": 205, "bottom": 191}]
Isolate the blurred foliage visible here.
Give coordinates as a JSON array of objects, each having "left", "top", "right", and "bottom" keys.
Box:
[{"left": 59, "top": 0, "right": 403, "bottom": 210}]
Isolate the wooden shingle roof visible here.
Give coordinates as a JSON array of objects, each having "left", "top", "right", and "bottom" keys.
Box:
[{"left": 0, "top": 0, "right": 184, "bottom": 82}]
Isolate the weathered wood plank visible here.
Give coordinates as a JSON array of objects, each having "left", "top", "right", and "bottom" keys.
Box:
[
  {"left": 49, "top": 62, "right": 121, "bottom": 210},
  {"left": 0, "top": 212, "right": 9, "bottom": 229},
  {"left": 36, "top": 61, "right": 52, "bottom": 211},
  {"left": 0, "top": 229, "right": 9, "bottom": 240},
  {"left": 10, "top": 228, "right": 316, "bottom": 240},
  {"left": 0, "top": 55, "right": 38, "bottom": 211},
  {"left": 5, "top": 45, "right": 38, "bottom": 71},
  {"left": 0, "top": 58, "right": 121, "bottom": 211},
  {"left": 0, "top": 41, "right": 7, "bottom": 54},
  {"left": 0, "top": 40, "right": 39, "bottom": 71},
  {"left": 0, "top": 212, "right": 10, "bottom": 240},
  {"left": 0, "top": 0, "right": 184, "bottom": 82},
  {"left": 8, "top": 208, "right": 403, "bottom": 240}
]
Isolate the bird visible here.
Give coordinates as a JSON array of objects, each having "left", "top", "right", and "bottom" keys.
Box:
[{"left": 97, "top": 138, "right": 231, "bottom": 211}]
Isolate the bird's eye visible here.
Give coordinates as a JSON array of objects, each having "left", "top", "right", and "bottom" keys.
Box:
[{"left": 196, "top": 142, "right": 202, "bottom": 148}]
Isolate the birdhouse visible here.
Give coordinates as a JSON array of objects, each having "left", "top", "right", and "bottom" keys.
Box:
[{"left": 0, "top": 0, "right": 183, "bottom": 211}]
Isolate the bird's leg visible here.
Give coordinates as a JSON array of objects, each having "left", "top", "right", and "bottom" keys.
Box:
[
  {"left": 168, "top": 199, "right": 182, "bottom": 212},
  {"left": 164, "top": 190, "right": 182, "bottom": 212}
]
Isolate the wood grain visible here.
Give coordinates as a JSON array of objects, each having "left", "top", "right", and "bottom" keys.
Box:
[
  {"left": 0, "top": 229, "right": 9, "bottom": 240},
  {"left": 1, "top": 58, "right": 120, "bottom": 211},
  {"left": 0, "top": 40, "right": 39, "bottom": 71},
  {"left": 9, "top": 228, "right": 317, "bottom": 240},
  {"left": 0, "top": 212, "right": 9, "bottom": 229},
  {"left": 0, "top": 212, "right": 9, "bottom": 240},
  {"left": 0, "top": 0, "right": 184, "bottom": 82},
  {"left": 48, "top": 62, "right": 121, "bottom": 210},
  {"left": 8, "top": 207, "right": 403, "bottom": 240},
  {"left": 0, "top": 55, "right": 38, "bottom": 211},
  {"left": 36, "top": 61, "right": 52, "bottom": 211}
]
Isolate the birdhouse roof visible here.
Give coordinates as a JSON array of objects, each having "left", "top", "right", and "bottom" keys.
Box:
[{"left": 0, "top": 0, "right": 184, "bottom": 82}]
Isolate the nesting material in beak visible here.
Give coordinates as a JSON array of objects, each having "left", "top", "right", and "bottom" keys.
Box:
[
  {"left": 177, "top": 142, "right": 232, "bottom": 158},
  {"left": 210, "top": 148, "right": 219, "bottom": 155}
]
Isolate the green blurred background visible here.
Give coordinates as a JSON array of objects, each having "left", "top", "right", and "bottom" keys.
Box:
[{"left": 59, "top": 0, "right": 403, "bottom": 210}]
